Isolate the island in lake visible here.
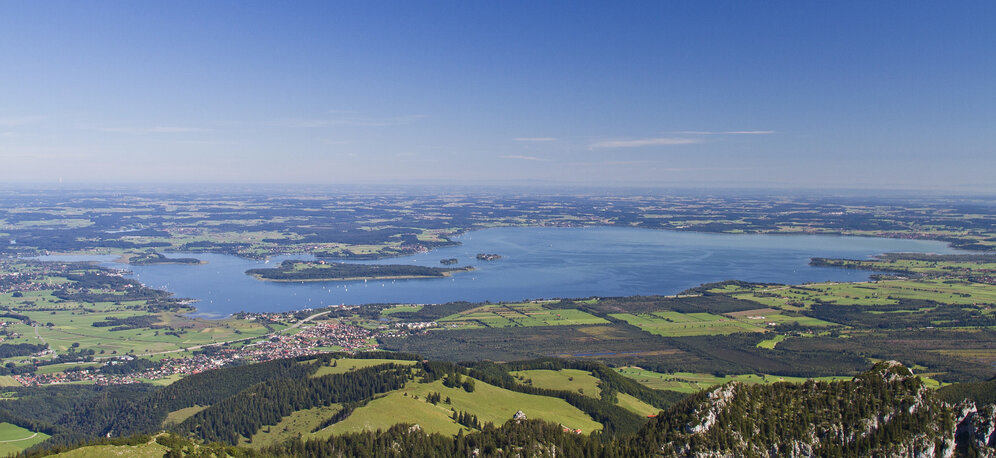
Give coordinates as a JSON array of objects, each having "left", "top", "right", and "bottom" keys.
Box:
[
  {"left": 439, "top": 258, "right": 459, "bottom": 265},
  {"left": 246, "top": 260, "right": 472, "bottom": 282},
  {"left": 476, "top": 253, "right": 502, "bottom": 261},
  {"left": 129, "top": 251, "right": 202, "bottom": 265}
]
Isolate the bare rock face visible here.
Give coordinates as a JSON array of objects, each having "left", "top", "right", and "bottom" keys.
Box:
[
  {"left": 650, "top": 363, "right": 996, "bottom": 458},
  {"left": 684, "top": 384, "right": 738, "bottom": 435},
  {"left": 954, "top": 403, "right": 996, "bottom": 457},
  {"left": 866, "top": 360, "right": 915, "bottom": 382}
]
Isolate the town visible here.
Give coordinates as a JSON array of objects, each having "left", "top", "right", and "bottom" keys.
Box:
[{"left": 13, "top": 320, "right": 376, "bottom": 386}]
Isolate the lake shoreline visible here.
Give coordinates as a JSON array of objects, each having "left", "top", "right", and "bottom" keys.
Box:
[{"left": 27, "top": 226, "right": 962, "bottom": 319}]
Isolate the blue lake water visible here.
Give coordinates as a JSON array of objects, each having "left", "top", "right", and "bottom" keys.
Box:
[{"left": 32, "top": 227, "right": 961, "bottom": 318}]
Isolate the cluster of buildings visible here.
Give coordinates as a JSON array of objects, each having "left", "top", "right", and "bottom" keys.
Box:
[
  {"left": 393, "top": 321, "right": 437, "bottom": 330},
  {"left": 12, "top": 321, "right": 376, "bottom": 386},
  {"left": 0, "top": 271, "right": 45, "bottom": 294}
]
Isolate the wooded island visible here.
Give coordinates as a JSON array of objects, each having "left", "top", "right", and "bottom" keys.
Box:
[{"left": 246, "top": 260, "right": 471, "bottom": 282}]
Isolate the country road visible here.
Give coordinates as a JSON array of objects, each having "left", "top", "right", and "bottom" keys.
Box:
[
  {"left": 33, "top": 324, "right": 56, "bottom": 359},
  {"left": 0, "top": 432, "right": 38, "bottom": 443}
]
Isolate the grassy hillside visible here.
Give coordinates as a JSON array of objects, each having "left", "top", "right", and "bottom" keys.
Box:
[
  {"left": 42, "top": 362, "right": 996, "bottom": 457},
  {"left": 162, "top": 405, "right": 207, "bottom": 427},
  {"left": 615, "top": 393, "right": 660, "bottom": 417},
  {"left": 309, "top": 358, "right": 416, "bottom": 377},
  {"left": 510, "top": 368, "right": 660, "bottom": 417},
  {"left": 510, "top": 369, "right": 602, "bottom": 397},
  {"left": 615, "top": 366, "right": 850, "bottom": 393},
  {"left": 51, "top": 443, "right": 168, "bottom": 458},
  {"left": 323, "top": 376, "right": 602, "bottom": 436},
  {"left": 0, "top": 422, "right": 50, "bottom": 456},
  {"left": 248, "top": 404, "right": 342, "bottom": 447}
]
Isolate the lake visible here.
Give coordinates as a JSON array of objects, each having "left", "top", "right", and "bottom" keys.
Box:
[{"left": 33, "top": 227, "right": 961, "bottom": 318}]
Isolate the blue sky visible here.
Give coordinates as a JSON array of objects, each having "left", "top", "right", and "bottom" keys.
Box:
[{"left": 1, "top": 1, "right": 994, "bottom": 191}]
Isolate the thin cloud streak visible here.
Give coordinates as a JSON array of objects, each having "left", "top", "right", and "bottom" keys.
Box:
[
  {"left": 589, "top": 137, "right": 701, "bottom": 149},
  {"left": 100, "top": 126, "right": 208, "bottom": 134},
  {"left": 0, "top": 115, "right": 45, "bottom": 126},
  {"left": 290, "top": 114, "right": 426, "bottom": 128},
  {"left": 501, "top": 155, "right": 549, "bottom": 161},
  {"left": 569, "top": 159, "right": 755, "bottom": 170},
  {"left": 675, "top": 130, "right": 775, "bottom": 135}
]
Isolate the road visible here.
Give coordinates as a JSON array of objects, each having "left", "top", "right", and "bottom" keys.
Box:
[
  {"left": 33, "top": 324, "right": 56, "bottom": 359},
  {"left": 0, "top": 432, "right": 38, "bottom": 443}
]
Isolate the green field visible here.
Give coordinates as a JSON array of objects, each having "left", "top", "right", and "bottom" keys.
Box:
[
  {"left": 320, "top": 392, "right": 467, "bottom": 437},
  {"left": 323, "top": 376, "right": 602, "bottom": 436},
  {"left": 0, "top": 376, "right": 20, "bottom": 387},
  {"left": 756, "top": 334, "right": 787, "bottom": 349},
  {"left": 616, "top": 367, "right": 849, "bottom": 393},
  {"left": 510, "top": 369, "right": 603, "bottom": 397},
  {"left": 439, "top": 302, "right": 609, "bottom": 329},
  {"left": 724, "top": 308, "right": 836, "bottom": 327},
  {"left": 616, "top": 392, "right": 661, "bottom": 417},
  {"left": 611, "top": 311, "right": 767, "bottom": 337},
  {"left": 10, "top": 309, "right": 276, "bottom": 358},
  {"left": 310, "top": 358, "right": 417, "bottom": 378},
  {"left": 380, "top": 305, "right": 424, "bottom": 316},
  {"left": 51, "top": 442, "right": 168, "bottom": 458},
  {"left": 163, "top": 405, "right": 208, "bottom": 426},
  {"left": 0, "top": 422, "right": 50, "bottom": 456},
  {"left": 247, "top": 404, "right": 342, "bottom": 447},
  {"left": 509, "top": 368, "right": 662, "bottom": 417},
  {"left": 732, "top": 279, "right": 996, "bottom": 309}
]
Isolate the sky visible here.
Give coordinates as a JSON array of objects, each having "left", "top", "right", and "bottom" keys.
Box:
[{"left": 1, "top": 1, "right": 994, "bottom": 191}]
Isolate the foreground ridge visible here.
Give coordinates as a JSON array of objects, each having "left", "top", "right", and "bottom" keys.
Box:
[{"left": 24, "top": 360, "right": 996, "bottom": 458}]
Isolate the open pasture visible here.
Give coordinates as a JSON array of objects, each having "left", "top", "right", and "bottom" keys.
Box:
[
  {"left": 246, "top": 404, "right": 342, "bottom": 447},
  {"left": 322, "top": 376, "right": 602, "bottom": 437},
  {"left": 0, "top": 422, "right": 50, "bottom": 456},
  {"left": 379, "top": 305, "right": 423, "bottom": 316},
  {"left": 309, "top": 358, "right": 417, "bottom": 377},
  {"left": 726, "top": 308, "right": 835, "bottom": 327},
  {"left": 615, "top": 367, "right": 848, "bottom": 393},
  {"left": 509, "top": 368, "right": 660, "bottom": 416},
  {"left": 733, "top": 279, "right": 996, "bottom": 309},
  {"left": 510, "top": 369, "right": 602, "bottom": 397},
  {"left": 439, "top": 302, "right": 608, "bottom": 328},
  {"left": 18, "top": 310, "right": 274, "bottom": 357},
  {"left": 610, "top": 311, "right": 766, "bottom": 337}
]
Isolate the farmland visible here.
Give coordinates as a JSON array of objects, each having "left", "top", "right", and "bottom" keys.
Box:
[
  {"left": 438, "top": 302, "right": 609, "bottom": 329},
  {"left": 0, "top": 190, "right": 994, "bottom": 454},
  {"left": 5, "top": 251, "right": 996, "bottom": 390},
  {"left": 610, "top": 311, "right": 767, "bottom": 337}
]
